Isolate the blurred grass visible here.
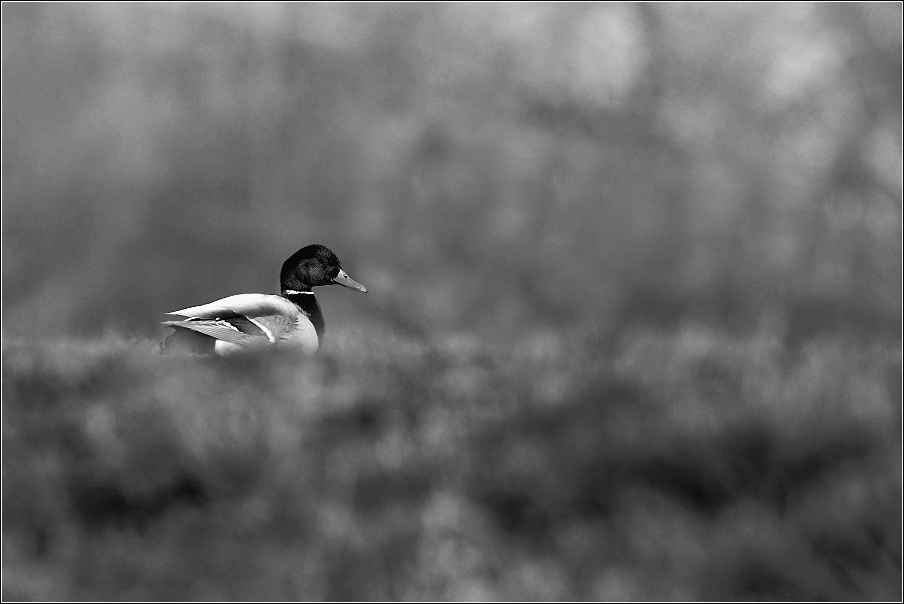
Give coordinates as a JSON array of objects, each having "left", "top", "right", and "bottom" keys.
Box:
[
  {"left": 2, "top": 4, "right": 901, "bottom": 343},
  {"left": 3, "top": 329, "right": 900, "bottom": 601}
]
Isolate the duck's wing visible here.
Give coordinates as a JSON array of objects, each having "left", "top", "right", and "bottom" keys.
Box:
[
  {"left": 165, "top": 294, "right": 301, "bottom": 345},
  {"left": 161, "top": 317, "right": 266, "bottom": 346},
  {"left": 247, "top": 314, "right": 298, "bottom": 342},
  {"left": 167, "top": 294, "right": 298, "bottom": 321}
]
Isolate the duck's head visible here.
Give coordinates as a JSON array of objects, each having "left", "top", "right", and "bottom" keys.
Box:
[{"left": 280, "top": 244, "right": 367, "bottom": 293}]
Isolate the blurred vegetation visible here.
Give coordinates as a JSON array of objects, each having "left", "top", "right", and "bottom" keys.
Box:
[
  {"left": 2, "top": 329, "right": 901, "bottom": 600},
  {"left": 2, "top": 3, "right": 900, "bottom": 342},
  {"left": 1, "top": 3, "right": 902, "bottom": 601}
]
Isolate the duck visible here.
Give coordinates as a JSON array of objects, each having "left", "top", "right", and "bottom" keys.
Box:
[{"left": 161, "top": 244, "right": 366, "bottom": 355}]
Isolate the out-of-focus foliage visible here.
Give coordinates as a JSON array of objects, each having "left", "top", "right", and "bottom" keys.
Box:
[
  {"left": 2, "top": 3, "right": 900, "bottom": 343},
  {"left": 2, "top": 4, "right": 901, "bottom": 602},
  {"left": 2, "top": 330, "right": 901, "bottom": 600}
]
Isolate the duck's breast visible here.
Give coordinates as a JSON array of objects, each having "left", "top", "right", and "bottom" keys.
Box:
[{"left": 278, "top": 314, "right": 319, "bottom": 356}]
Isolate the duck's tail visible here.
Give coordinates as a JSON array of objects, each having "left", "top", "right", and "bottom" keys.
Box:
[{"left": 159, "top": 325, "right": 217, "bottom": 355}]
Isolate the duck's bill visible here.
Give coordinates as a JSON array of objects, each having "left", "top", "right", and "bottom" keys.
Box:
[{"left": 334, "top": 269, "right": 367, "bottom": 292}]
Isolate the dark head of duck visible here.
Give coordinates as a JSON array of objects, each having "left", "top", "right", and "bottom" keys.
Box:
[{"left": 280, "top": 244, "right": 368, "bottom": 294}]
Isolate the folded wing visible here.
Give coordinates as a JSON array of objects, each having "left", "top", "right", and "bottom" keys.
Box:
[
  {"left": 161, "top": 317, "right": 264, "bottom": 345},
  {"left": 168, "top": 294, "right": 299, "bottom": 321},
  {"left": 164, "top": 294, "right": 301, "bottom": 348}
]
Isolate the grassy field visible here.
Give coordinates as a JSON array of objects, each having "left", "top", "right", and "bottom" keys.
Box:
[{"left": 2, "top": 326, "right": 900, "bottom": 601}]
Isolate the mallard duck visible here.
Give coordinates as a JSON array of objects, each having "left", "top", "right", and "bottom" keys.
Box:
[{"left": 161, "top": 244, "right": 366, "bottom": 355}]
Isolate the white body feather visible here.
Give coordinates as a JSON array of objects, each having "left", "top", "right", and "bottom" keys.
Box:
[{"left": 166, "top": 293, "right": 319, "bottom": 356}]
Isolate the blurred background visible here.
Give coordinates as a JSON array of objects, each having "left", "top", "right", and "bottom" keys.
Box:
[
  {"left": 2, "top": 3, "right": 902, "bottom": 602},
  {"left": 3, "top": 2, "right": 900, "bottom": 345}
]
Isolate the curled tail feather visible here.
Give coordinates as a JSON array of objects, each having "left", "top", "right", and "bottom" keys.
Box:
[{"left": 159, "top": 326, "right": 216, "bottom": 355}]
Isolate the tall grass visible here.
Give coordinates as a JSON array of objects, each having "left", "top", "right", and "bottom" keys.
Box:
[{"left": 3, "top": 327, "right": 900, "bottom": 600}]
